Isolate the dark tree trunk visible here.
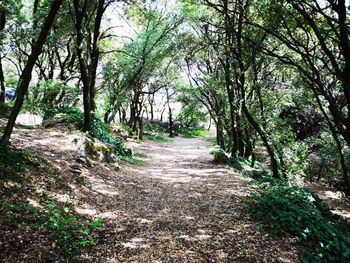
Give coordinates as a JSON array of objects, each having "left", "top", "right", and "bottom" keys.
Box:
[
  {"left": 216, "top": 114, "right": 225, "bottom": 149},
  {"left": 0, "top": 0, "right": 64, "bottom": 146},
  {"left": 242, "top": 104, "right": 280, "bottom": 178},
  {"left": 89, "top": 0, "right": 105, "bottom": 110},
  {"left": 0, "top": 3, "right": 6, "bottom": 103},
  {"left": 73, "top": 0, "right": 91, "bottom": 132},
  {"left": 166, "top": 88, "right": 174, "bottom": 137},
  {"left": 0, "top": 56, "right": 5, "bottom": 103}
]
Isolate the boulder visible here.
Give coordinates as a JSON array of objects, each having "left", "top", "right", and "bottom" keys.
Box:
[
  {"left": 42, "top": 113, "right": 67, "bottom": 128},
  {"left": 212, "top": 146, "right": 229, "bottom": 163},
  {"left": 76, "top": 134, "right": 117, "bottom": 165}
]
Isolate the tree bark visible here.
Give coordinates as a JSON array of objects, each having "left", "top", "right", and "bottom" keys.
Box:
[
  {"left": 0, "top": 56, "right": 5, "bottom": 103},
  {"left": 0, "top": 0, "right": 64, "bottom": 146},
  {"left": 242, "top": 103, "right": 280, "bottom": 178}
]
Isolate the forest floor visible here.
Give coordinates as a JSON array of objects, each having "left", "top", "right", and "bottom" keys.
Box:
[{"left": 0, "top": 124, "right": 301, "bottom": 262}]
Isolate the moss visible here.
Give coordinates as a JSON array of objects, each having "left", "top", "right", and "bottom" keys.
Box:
[{"left": 83, "top": 138, "right": 115, "bottom": 163}]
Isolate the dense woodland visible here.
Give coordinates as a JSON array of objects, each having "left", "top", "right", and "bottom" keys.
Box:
[{"left": 1, "top": 0, "right": 350, "bottom": 262}]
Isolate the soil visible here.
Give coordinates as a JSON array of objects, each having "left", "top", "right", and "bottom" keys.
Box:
[{"left": 2, "top": 126, "right": 300, "bottom": 262}]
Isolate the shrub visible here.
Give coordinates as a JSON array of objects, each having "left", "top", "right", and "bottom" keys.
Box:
[
  {"left": 250, "top": 186, "right": 350, "bottom": 262},
  {"left": 144, "top": 122, "right": 168, "bottom": 134},
  {"left": 180, "top": 127, "right": 194, "bottom": 138},
  {"left": 249, "top": 170, "right": 287, "bottom": 188}
]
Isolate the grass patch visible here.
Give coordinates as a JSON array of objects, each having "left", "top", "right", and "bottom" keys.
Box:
[
  {"left": 180, "top": 128, "right": 209, "bottom": 138},
  {"left": 144, "top": 133, "right": 173, "bottom": 143},
  {"left": 191, "top": 129, "right": 209, "bottom": 137},
  {"left": 134, "top": 151, "right": 147, "bottom": 158},
  {"left": 120, "top": 156, "right": 146, "bottom": 165},
  {"left": 249, "top": 185, "right": 350, "bottom": 262}
]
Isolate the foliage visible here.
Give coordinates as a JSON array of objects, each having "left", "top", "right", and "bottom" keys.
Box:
[
  {"left": 229, "top": 157, "right": 251, "bottom": 171},
  {"left": 180, "top": 128, "right": 209, "bottom": 138},
  {"left": 250, "top": 186, "right": 350, "bottom": 262},
  {"left": 249, "top": 169, "right": 287, "bottom": 188},
  {"left": 191, "top": 129, "right": 209, "bottom": 137},
  {"left": 144, "top": 122, "right": 168, "bottom": 134},
  {"left": 176, "top": 99, "right": 209, "bottom": 128},
  {"left": 0, "top": 146, "right": 28, "bottom": 180},
  {"left": 47, "top": 108, "right": 132, "bottom": 157},
  {"left": 120, "top": 155, "right": 146, "bottom": 165},
  {"left": 144, "top": 132, "right": 173, "bottom": 143},
  {"left": 45, "top": 204, "right": 102, "bottom": 261},
  {"left": 24, "top": 80, "right": 79, "bottom": 114},
  {"left": 180, "top": 127, "right": 195, "bottom": 138},
  {"left": 0, "top": 200, "right": 102, "bottom": 262}
]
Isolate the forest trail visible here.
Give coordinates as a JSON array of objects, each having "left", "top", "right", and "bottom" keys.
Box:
[
  {"left": 84, "top": 136, "right": 298, "bottom": 262},
  {"left": 9, "top": 128, "right": 298, "bottom": 262}
]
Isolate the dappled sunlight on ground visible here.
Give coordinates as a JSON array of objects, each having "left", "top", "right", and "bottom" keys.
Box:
[
  {"left": 307, "top": 183, "right": 350, "bottom": 219},
  {"left": 9, "top": 127, "right": 300, "bottom": 262}
]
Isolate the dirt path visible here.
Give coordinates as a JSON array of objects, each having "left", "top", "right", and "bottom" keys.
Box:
[
  {"left": 82, "top": 137, "right": 298, "bottom": 262},
  {"left": 9, "top": 128, "right": 299, "bottom": 262}
]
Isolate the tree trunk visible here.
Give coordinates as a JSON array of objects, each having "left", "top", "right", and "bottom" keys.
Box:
[
  {"left": 0, "top": 0, "right": 64, "bottom": 146},
  {"left": 216, "top": 114, "right": 225, "bottom": 149},
  {"left": 0, "top": 56, "right": 5, "bottom": 103},
  {"left": 242, "top": 103, "right": 280, "bottom": 178},
  {"left": 0, "top": 3, "right": 6, "bottom": 104},
  {"left": 89, "top": 0, "right": 105, "bottom": 110}
]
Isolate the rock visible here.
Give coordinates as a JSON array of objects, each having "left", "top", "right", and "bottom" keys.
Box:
[
  {"left": 75, "top": 135, "right": 118, "bottom": 164},
  {"left": 42, "top": 113, "right": 67, "bottom": 128},
  {"left": 213, "top": 147, "right": 229, "bottom": 164}
]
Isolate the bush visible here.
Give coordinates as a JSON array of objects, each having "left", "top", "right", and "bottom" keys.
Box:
[
  {"left": 180, "top": 127, "right": 194, "bottom": 138},
  {"left": 144, "top": 122, "right": 168, "bottom": 134},
  {"left": 249, "top": 170, "right": 287, "bottom": 188},
  {"left": 250, "top": 186, "right": 350, "bottom": 262}
]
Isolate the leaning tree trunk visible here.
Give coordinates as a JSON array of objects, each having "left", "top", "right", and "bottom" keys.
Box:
[
  {"left": 242, "top": 103, "right": 281, "bottom": 178},
  {"left": 0, "top": 0, "right": 64, "bottom": 146}
]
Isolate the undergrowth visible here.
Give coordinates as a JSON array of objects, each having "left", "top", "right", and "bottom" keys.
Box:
[
  {"left": 144, "top": 133, "right": 173, "bottom": 143},
  {"left": 0, "top": 200, "right": 102, "bottom": 262},
  {"left": 180, "top": 128, "right": 209, "bottom": 138},
  {"left": 46, "top": 108, "right": 132, "bottom": 157},
  {"left": 249, "top": 185, "right": 350, "bottom": 262},
  {"left": 0, "top": 146, "right": 29, "bottom": 180}
]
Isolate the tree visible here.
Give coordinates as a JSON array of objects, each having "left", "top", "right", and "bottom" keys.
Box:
[
  {"left": 71, "top": 0, "right": 112, "bottom": 132},
  {"left": 0, "top": 0, "right": 65, "bottom": 146}
]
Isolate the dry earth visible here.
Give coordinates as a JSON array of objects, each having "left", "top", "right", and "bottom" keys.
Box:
[{"left": 1, "top": 126, "right": 299, "bottom": 262}]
